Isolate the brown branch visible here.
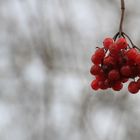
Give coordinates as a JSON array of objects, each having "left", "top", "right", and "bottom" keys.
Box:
[{"left": 119, "top": 0, "right": 125, "bottom": 36}]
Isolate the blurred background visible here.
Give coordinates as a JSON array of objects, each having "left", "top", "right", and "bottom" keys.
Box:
[{"left": 1, "top": 0, "right": 140, "bottom": 140}]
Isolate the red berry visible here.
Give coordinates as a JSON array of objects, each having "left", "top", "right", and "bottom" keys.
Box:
[
  {"left": 103, "top": 38, "right": 114, "bottom": 49},
  {"left": 116, "top": 37, "right": 128, "bottom": 50},
  {"left": 90, "top": 65, "right": 101, "bottom": 75},
  {"left": 103, "top": 56, "right": 115, "bottom": 66},
  {"left": 128, "top": 82, "right": 139, "bottom": 94},
  {"left": 98, "top": 70, "right": 107, "bottom": 80},
  {"left": 135, "top": 54, "right": 140, "bottom": 65},
  {"left": 95, "top": 48, "right": 105, "bottom": 58},
  {"left": 109, "top": 44, "right": 119, "bottom": 59},
  {"left": 126, "top": 48, "right": 138, "bottom": 60},
  {"left": 98, "top": 81, "right": 108, "bottom": 89},
  {"left": 96, "top": 75, "right": 106, "bottom": 81},
  {"left": 91, "top": 80, "right": 99, "bottom": 90},
  {"left": 112, "top": 81, "right": 123, "bottom": 91},
  {"left": 108, "top": 69, "right": 120, "bottom": 81},
  {"left": 91, "top": 55, "right": 102, "bottom": 65},
  {"left": 120, "top": 65, "right": 131, "bottom": 77},
  {"left": 104, "top": 79, "right": 113, "bottom": 87}
]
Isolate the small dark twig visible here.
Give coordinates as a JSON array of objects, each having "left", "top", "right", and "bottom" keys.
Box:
[
  {"left": 122, "top": 32, "right": 135, "bottom": 47},
  {"left": 119, "top": 0, "right": 125, "bottom": 36},
  {"left": 113, "top": 32, "right": 120, "bottom": 41},
  {"left": 122, "top": 32, "right": 140, "bottom": 51}
]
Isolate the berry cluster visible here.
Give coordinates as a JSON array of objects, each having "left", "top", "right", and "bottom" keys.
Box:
[{"left": 90, "top": 36, "right": 140, "bottom": 94}]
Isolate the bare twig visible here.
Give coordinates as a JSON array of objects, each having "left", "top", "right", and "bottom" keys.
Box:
[{"left": 119, "top": 0, "right": 125, "bottom": 36}]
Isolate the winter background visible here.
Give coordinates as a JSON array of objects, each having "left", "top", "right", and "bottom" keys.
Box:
[{"left": 1, "top": 0, "right": 140, "bottom": 140}]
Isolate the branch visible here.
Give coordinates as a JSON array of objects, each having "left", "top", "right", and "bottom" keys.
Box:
[{"left": 119, "top": 0, "right": 125, "bottom": 36}]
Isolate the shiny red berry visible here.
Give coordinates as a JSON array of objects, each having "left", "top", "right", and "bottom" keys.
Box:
[
  {"left": 95, "top": 48, "right": 105, "bottom": 58},
  {"left": 91, "top": 80, "right": 99, "bottom": 90},
  {"left": 128, "top": 82, "right": 139, "bottom": 94},
  {"left": 96, "top": 74, "right": 106, "bottom": 81},
  {"left": 112, "top": 81, "right": 123, "bottom": 91},
  {"left": 98, "top": 81, "right": 108, "bottom": 89},
  {"left": 116, "top": 37, "right": 128, "bottom": 50},
  {"left": 103, "top": 38, "right": 114, "bottom": 49},
  {"left": 120, "top": 65, "right": 131, "bottom": 77},
  {"left": 90, "top": 65, "right": 101, "bottom": 75},
  {"left": 104, "top": 79, "right": 114, "bottom": 87},
  {"left": 91, "top": 55, "right": 102, "bottom": 65},
  {"left": 103, "top": 56, "right": 115, "bottom": 66},
  {"left": 108, "top": 69, "right": 120, "bottom": 81},
  {"left": 109, "top": 44, "right": 119, "bottom": 59},
  {"left": 126, "top": 48, "right": 138, "bottom": 60}
]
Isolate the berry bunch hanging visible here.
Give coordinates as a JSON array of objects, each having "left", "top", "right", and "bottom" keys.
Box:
[{"left": 90, "top": 0, "right": 140, "bottom": 94}]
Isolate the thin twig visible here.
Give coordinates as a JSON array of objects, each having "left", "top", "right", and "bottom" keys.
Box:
[
  {"left": 122, "top": 32, "right": 140, "bottom": 51},
  {"left": 122, "top": 32, "right": 135, "bottom": 47},
  {"left": 113, "top": 32, "right": 119, "bottom": 41},
  {"left": 119, "top": 0, "right": 125, "bottom": 36}
]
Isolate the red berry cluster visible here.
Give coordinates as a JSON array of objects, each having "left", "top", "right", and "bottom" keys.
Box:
[{"left": 90, "top": 37, "right": 140, "bottom": 94}]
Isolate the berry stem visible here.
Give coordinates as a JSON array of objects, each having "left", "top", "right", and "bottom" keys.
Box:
[
  {"left": 122, "top": 32, "right": 140, "bottom": 51},
  {"left": 113, "top": 32, "right": 119, "bottom": 41},
  {"left": 119, "top": 0, "right": 125, "bottom": 37},
  {"left": 122, "top": 32, "right": 135, "bottom": 47}
]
